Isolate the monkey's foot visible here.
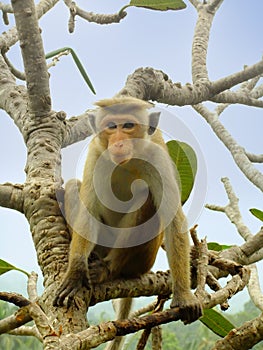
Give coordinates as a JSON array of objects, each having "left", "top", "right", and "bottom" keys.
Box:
[
  {"left": 171, "top": 292, "right": 203, "bottom": 324},
  {"left": 53, "top": 266, "right": 91, "bottom": 307},
  {"left": 89, "top": 258, "right": 111, "bottom": 284}
]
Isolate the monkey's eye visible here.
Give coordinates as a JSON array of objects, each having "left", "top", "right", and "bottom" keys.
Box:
[
  {"left": 123, "top": 122, "right": 135, "bottom": 129},
  {"left": 107, "top": 122, "right": 117, "bottom": 130}
]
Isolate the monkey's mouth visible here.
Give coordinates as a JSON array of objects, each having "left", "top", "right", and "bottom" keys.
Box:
[{"left": 111, "top": 154, "right": 131, "bottom": 165}]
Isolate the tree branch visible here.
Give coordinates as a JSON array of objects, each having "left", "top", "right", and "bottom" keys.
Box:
[
  {"left": 211, "top": 90, "right": 263, "bottom": 108},
  {"left": 211, "top": 59, "right": 263, "bottom": 95},
  {"left": 63, "top": 0, "right": 127, "bottom": 33},
  {"left": 62, "top": 113, "right": 92, "bottom": 148},
  {"left": 195, "top": 103, "right": 263, "bottom": 191},
  {"left": 212, "top": 313, "right": 263, "bottom": 350},
  {"left": 0, "top": 0, "right": 59, "bottom": 50},
  {"left": 8, "top": 325, "right": 42, "bottom": 341},
  {"left": 247, "top": 264, "right": 263, "bottom": 312},
  {"left": 11, "top": 0, "right": 51, "bottom": 116},
  {"left": 0, "top": 183, "right": 24, "bottom": 212},
  {"left": 246, "top": 152, "right": 263, "bottom": 163}
]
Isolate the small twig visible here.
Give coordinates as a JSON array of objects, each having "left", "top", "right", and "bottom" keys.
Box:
[
  {"left": 0, "top": 2, "right": 13, "bottom": 25},
  {"left": 47, "top": 49, "right": 70, "bottom": 69},
  {"left": 63, "top": 0, "right": 127, "bottom": 33},
  {"left": 246, "top": 152, "right": 263, "bottom": 163},
  {"left": 206, "top": 177, "right": 253, "bottom": 241},
  {"left": 1, "top": 50, "right": 25, "bottom": 80},
  {"left": 130, "top": 300, "right": 157, "bottom": 318},
  {"left": 206, "top": 272, "right": 229, "bottom": 310}
]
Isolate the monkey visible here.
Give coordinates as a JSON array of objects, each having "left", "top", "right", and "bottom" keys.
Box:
[{"left": 54, "top": 97, "right": 203, "bottom": 345}]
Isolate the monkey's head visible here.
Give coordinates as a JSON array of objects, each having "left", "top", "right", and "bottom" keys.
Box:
[{"left": 88, "top": 97, "right": 161, "bottom": 165}]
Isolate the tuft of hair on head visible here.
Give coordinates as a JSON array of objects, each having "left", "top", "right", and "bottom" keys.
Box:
[{"left": 94, "top": 97, "right": 154, "bottom": 114}]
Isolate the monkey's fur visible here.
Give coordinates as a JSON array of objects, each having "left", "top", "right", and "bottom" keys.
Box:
[{"left": 54, "top": 97, "right": 202, "bottom": 349}]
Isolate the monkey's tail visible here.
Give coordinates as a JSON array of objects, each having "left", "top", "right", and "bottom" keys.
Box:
[{"left": 104, "top": 297, "right": 133, "bottom": 350}]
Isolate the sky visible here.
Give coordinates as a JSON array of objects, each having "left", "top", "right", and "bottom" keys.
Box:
[{"left": 0, "top": 0, "right": 262, "bottom": 313}]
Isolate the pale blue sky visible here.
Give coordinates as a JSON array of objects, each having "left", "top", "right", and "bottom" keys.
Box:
[{"left": 0, "top": 0, "right": 262, "bottom": 311}]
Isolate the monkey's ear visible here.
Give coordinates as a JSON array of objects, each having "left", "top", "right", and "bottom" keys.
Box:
[
  {"left": 148, "top": 112, "right": 161, "bottom": 135},
  {"left": 88, "top": 113, "right": 97, "bottom": 133}
]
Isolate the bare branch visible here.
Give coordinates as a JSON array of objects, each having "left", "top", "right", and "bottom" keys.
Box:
[
  {"left": 207, "top": 0, "right": 224, "bottom": 13},
  {"left": 0, "top": 292, "right": 30, "bottom": 307},
  {"left": 1, "top": 50, "right": 25, "bottom": 80},
  {"left": 62, "top": 113, "right": 92, "bottom": 148},
  {"left": 63, "top": 0, "right": 127, "bottom": 33},
  {"left": 211, "top": 91, "right": 263, "bottom": 108},
  {"left": 0, "top": 2, "right": 13, "bottom": 25},
  {"left": 0, "top": 183, "right": 24, "bottom": 212},
  {"left": 48, "top": 266, "right": 249, "bottom": 349},
  {"left": 9, "top": 325, "right": 42, "bottom": 341},
  {"left": 188, "top": 0, "right": 201, "bottom": 8},
  {"left": 195, "top": 103, "right": 263, "bottom": 191},
  {"left": 240, "top": 229, "right": 263, "bottom": 257},
  {"left": 11, "top": 0, "right": 51, "bottom": 116},
  {"left": 130, "top": 300, "right": 157, "bottom": 318},
  {"left": 212, "top": 59, "right": 263, "bottom": 95},
  {"left": 247, "top": 264, "right": 263, "bottom": 312},
  {"left": 212, "top": 313, "right": 263, "bottom": 350},
  {"left": 0, "top": 307, "right": 32, "bottom": 334},
  {"left": 27, "top": 272, "right": 38, "bottom": 302},
  {"left": 246, "top": 152, "right": 263, "bottom": 163},
  {"left": 0, "top": 0, "right": 59, "bottom": 50},
  {"left": 195, "top": 238, "right": 210, "bottom": 302},
  {"left": 152, "top": 326, "right": 162, "bottom": 350}
]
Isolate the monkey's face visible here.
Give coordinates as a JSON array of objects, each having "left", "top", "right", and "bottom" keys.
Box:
[{"left": 98, "top": 114, "right": 147, "bottom": 165}]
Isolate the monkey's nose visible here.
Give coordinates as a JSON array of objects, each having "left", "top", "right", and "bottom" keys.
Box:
[{"left": 114, "top": 141, "right": 124, "bottom": 149}]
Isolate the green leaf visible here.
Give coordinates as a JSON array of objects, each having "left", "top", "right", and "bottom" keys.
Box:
[
  {"left": 250, "top": 208, "right": 263, "bottom": 222},
  {"left": 200, "top": 309, "right": 235, "bottom": 337},
  {"left": 166, "top": 140, "right": 197, "bottom": 204},
  {"left": 45, "top": 47, "right": 96, "bottom": 95},
  {"left": 0, "top": 259, "right": 29, "bottom": 277},
  {"left": 122, "top": 0, "right": 186, "bottom": 12},
  {"left": 208, "top": 242, "right": 232, "bottom": 252}
]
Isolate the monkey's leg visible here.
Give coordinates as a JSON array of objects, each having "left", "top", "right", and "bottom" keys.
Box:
[
  {"left": 165, "top": 208, "right": 203, "bottom": 324},
  {"left": 105, "top": 298, "right": 133, "bottom": 350}
]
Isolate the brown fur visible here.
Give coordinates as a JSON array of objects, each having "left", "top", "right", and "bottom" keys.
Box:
[{"left": 54, "top": 98, "right": 202, "bottom": 349}]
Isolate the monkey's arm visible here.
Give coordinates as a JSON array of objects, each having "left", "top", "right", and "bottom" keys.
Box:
[
  {"left": 53, "top": 180, "right": 95, "bottom": 307},
  {"left": 165, "top": 209, "right": 203, "bottom": 324},
  {"left": 53, "top": 232, "right": 92, "bottom": 307}
]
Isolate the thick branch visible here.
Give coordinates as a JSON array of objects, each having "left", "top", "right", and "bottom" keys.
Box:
[
  {"left": 11, "top": 0, "right": 51, "bottom": 116},
  {"left": 0, "top": 183, "right": 24, "bottom": 212},
  {"left": 191, "top": 4, "right": 220, "bottom": 83}
]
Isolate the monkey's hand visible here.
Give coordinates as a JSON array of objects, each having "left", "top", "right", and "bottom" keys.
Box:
[
  {"left": 171, "top": 291, "right": 203, "bottom": 324},
  {"left": 53, "top": 262, "right": 91, "bottom": 307}
]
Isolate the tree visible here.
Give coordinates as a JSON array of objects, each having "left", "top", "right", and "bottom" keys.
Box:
[{"left": 0, "top": 0, "right": 262, "bottom": 349}]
